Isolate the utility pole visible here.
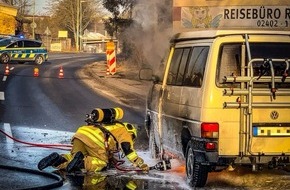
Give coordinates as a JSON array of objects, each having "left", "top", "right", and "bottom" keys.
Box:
[
  {"left": 80, "top": 1, "right": 86, "bottom": 52},
  {"left": 76, "top": 0, "right": 80, "bottom": 52},
  {"left": 32, "top": 0, "right": 35, "bottom": 39}
]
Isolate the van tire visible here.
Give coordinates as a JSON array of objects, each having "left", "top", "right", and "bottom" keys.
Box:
[
  {"left": 35, "top": 55, "right": 44, "bottom": 65},
  {"left": 149, "top": 125, "right": 159, "bottom": 159},
  {"left": 186, "top": 141, "right": 208, "bottom": 187},
  {"left": 0, "top": 53, "right": 10, "bottom": 64}
]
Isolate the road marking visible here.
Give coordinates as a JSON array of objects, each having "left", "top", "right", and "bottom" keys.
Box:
[
  {"left": 3, "top": 123, "right": 14, "bottom": 143},
  {"left": 0, "top": 92, "right": 4, "bottom": 100},
  {"left": 2, "top": 76, "right": 7, "bottom": 81}
]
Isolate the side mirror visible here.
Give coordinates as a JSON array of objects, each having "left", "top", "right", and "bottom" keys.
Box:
[
  {"left": 139, "top": 68, "right": 153, "bottom": 81},
  {"left": 139, "top": 68, "right": 161, "bottom": 83}
]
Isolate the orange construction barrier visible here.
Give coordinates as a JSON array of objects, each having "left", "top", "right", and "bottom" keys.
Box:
[
  {"left": 4, "top": 64, "right": 9, "bottom": 76},
  {"left": 106, "top": 41, "right": 116, "bottom": 75},
  {"left": 33, "top": 67, "right": 39, "bottom": 77},
  {"left": 58, "top": 66, "right": 64, "bottom": 78}
]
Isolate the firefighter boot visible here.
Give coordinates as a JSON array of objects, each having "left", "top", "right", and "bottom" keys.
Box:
[
  {"left": 38, "top": 152, "right": 66, "bottom": 170},
  {"left": 66, "top": 151, "right": 84, "bottom": 173}
]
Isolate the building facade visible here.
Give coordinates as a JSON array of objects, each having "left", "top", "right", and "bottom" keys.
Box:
[{"left": 173, "top": 0, "right": 290, "bottom": 33}]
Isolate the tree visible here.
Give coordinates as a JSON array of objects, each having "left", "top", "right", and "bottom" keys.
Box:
[
  {"left": 102, "top": 0, "right": 136, "bottom": 37},
  {"left": 47, "top": 0, "right": 105, "bottom": 49}
]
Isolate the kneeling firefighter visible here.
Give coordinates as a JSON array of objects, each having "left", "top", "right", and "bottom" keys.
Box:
[{"left": 38, "top": 107, "right": 149, "bottom": 173}]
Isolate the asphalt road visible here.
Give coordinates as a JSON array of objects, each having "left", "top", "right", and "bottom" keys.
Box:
[{"left": 0, "top": 53, "right": 144, "bottom": 132}]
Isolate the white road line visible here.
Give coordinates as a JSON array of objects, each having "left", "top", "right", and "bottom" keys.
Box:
[
  {"left": 3, "top": 123, "right": 14, "bottom": 143},
  {"left": 0, "top": 91, "right": 4, "bottom": 100},
  {"left": 2, "top": 75, "right": 7, "bottom": 81}
]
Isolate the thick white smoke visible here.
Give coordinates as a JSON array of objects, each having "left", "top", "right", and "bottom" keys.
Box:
[{"left": 123, "top": 0, "right": 173, "bottom": 74}]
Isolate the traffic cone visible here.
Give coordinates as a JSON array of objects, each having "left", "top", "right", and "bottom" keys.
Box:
[
  {"left": 4, "top": 64, "right": 9, "bottom": 76},
  {"left": 33, "top": 67, "right": 39, "bottom": 77},
  {"left": 58, "top": 66, "right": 64, "bottom": 78}
]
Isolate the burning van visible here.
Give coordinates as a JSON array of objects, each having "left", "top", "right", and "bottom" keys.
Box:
[{"left": 142, "top": 29, "right": 290, "bottom": 187}]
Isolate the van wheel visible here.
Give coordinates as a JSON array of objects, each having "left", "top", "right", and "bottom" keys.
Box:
[
  {"left": 35, "top": 55, "right": 44, "bottom": 65},
  {"left": 149, "top": 125, "right": 159, "bottom": 159},
  {"left": 186, "top": 142, "right": 208, "bottom": 187},
  {"left": 0, "top": 53, "right": 10, "bottom": 64}
]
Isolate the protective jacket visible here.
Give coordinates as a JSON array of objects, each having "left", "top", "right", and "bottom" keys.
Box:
[{"left": 58, "top": 122, "right": 141, "bottom": 172}]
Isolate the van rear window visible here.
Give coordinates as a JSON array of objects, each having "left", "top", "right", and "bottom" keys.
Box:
[{"left": 217, "top": 43, "right": 290, "bottom": 88}]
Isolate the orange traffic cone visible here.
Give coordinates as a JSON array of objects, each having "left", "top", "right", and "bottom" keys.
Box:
[
  {"left": 4, "top": 64, "right": 9, "bottom": 76},
  {"left": 58, "top": 66, "right": 64, "bottom": 78},
  {"left": 33, "top": 67, "right": 39, "bottom": 77}
]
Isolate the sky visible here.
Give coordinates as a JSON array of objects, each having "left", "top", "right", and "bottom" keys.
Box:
[{"left": 35, "top": 0, "right": 48, "bottom": 14}]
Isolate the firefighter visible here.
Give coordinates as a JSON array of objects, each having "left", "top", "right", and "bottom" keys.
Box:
[{"left": 37, "top": 107, "right": 149, "bottom": 173}]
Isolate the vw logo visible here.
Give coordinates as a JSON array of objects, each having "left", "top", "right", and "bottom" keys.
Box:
[{"left": 270, "top": 111, "right": 279, "bottom": 120}]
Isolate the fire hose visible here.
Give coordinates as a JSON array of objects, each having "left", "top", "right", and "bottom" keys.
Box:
[
  {"left": 0, "top": 128, "right": 72, "bottom": 150},
  {"left": 113, "top": 158, "right": 171, "bottom": 172}
]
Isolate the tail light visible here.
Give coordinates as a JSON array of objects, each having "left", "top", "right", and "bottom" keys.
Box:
[{"left": 201, "top": 122, "right": 219, "bottom": 138}]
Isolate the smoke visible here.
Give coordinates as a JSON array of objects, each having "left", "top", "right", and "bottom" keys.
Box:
[{"left": 123, "top": 0, "right": 173, "bottom": 73}]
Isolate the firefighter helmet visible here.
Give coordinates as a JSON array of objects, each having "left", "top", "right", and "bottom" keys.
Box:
[
  {"left": 89, "top": 107, "right": 124, "bottom": 124},
  {"left": 124, "top": 123, "right": 137, "bottom": 141}
]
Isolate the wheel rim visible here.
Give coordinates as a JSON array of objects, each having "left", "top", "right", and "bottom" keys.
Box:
[
  {"left": 2, "top": 54, "right": 9, "bottom": 63},
  {"left": 35, "top": 56, "right": 43, "bottom": 64},
  {"left": 186, "top": 148, "right": 194, "bottom": 179}
]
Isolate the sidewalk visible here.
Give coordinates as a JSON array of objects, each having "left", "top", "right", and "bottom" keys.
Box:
[{"left": 78, "top": 61, "right": 152, "bottom": 112}]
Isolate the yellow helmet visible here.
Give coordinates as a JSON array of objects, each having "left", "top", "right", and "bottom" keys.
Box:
[{"left": 124, "top": 123, "right": 137, "bottom": 141}]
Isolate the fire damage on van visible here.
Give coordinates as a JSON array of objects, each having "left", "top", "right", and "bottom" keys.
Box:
[{"left": 144, "top": 30, "right": 290, "bottom": 187}]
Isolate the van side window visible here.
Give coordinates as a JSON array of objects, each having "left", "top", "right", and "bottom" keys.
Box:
[
  {"left": 177, "top": 48, "right": 190, "bottom": 85},
  {"left": 183, "top": 47, "right": 209, "bottom": 87},
  {"left": 217, "top": 44, "right": 241, "bottom": 86},
  {"left": 167, "top": 48, "right": 190, "bottom": 85}
]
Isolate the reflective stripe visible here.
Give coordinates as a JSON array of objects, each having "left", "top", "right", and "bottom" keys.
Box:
[
  {"left": 95, "top": 108, "right": 104, "bottom": 122},
  {"left": 29, "top": 54, "right": 35, "bottom": 58},
  {"left": 77, "top": 127, "right": 105, "bottom": 149},
  {"left": 127, "top": 151, "right": 138, "bottom": 161},
  {"left": 11, "top": 53, "right": 36, "bottom": 59},
  {"left": 91, "top": 176, "right": 106, "bottom": 185},
  {"left": 126, "top": 181, "right": 137, "bottom": 190},
  {"left": 115, "top": 107, "right": 124, "bottom": 120}
]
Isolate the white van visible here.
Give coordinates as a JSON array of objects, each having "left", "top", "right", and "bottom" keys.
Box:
[{"left": 142, "top": 29, "right": 290, "bottom": 187}]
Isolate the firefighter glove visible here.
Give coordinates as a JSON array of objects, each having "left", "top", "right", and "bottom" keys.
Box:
[
  {"left": 139, "top": 163, "right": 149, "bottom": 172},
  {"left": 133, "top": 157, "right": 149, "bottom": 172}
]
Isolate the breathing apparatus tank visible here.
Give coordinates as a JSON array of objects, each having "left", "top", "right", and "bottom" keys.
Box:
[{"left": 85, "top": 107, "right": 124, "bottom": 124}]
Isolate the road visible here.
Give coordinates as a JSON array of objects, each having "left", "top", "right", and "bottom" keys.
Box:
[
  {"left": 0, "top": 53, "right": 289, "bottom": 190},
  {"left": 0, "top": 53, "right": 144, "bottom": 131}
]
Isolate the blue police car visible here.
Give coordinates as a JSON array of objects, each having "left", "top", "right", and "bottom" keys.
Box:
[{"left": 0, "top": 37, "right": 48, "bottom": 65}]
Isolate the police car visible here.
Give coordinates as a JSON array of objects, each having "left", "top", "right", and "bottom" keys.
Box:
[{"left": 0, "top": 37, "right": 48, "bottom": 65}]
